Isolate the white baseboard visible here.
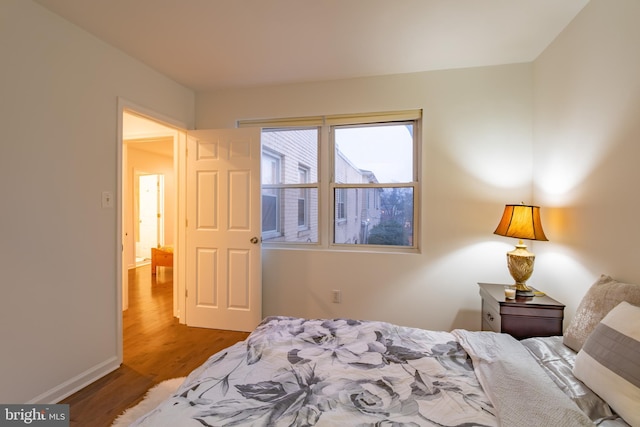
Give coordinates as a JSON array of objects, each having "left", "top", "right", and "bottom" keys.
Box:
[{"left": 28, "top": 356, "right": 121, "bottom": 404}]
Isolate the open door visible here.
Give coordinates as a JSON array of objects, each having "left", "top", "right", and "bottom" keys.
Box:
[{"left": 186, "top": 128, "right": 262, "bottom": 332}]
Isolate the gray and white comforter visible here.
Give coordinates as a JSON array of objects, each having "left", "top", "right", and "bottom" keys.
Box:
[{"left": 131, "top": 316, "right": 594, "bottom": 426}]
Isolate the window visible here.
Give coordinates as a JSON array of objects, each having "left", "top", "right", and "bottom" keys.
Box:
[
  {"left": 332, "top": 122, "right": 415, "bottom": 247},
  {"left": 259, "top": 129, "right": 319, "bottom": 243},
  {"left": 239, "top": 110, "right": 420, "bottom": 251}
]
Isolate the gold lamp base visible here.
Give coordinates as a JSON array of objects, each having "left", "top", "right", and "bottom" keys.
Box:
[{"left": 506, "top": 240, "right": 536, "bottom": 297}]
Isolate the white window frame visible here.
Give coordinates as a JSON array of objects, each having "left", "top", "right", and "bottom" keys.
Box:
[{"left": 239, "top": 110, "right": 421, "bottom": 253}]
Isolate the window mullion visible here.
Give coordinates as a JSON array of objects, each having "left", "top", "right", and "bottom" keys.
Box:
[
  {"left": 263, "top": 183, "right": 317, "bottom": 189},
  {"left": 333, "top": 182, "right": 416, "bottom": 189},
  {"left": 320, "top": 124, "right": 331, "bottom": 248}
]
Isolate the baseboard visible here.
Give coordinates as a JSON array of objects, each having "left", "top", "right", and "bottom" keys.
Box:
[{"left": 28, "top": 356, "right": 121, "bottom": 404}]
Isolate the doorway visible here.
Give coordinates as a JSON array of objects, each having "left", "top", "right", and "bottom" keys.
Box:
[
  {"left": 122, "top": 109, "right": 180, "bottom": 314},
  {"left": 136, "top": 173, "right": 165, "bottom": 264}
]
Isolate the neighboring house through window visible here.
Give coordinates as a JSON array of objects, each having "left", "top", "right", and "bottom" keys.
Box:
[
  {"left": 298, "top": 166, "right": 310, "bottom": 229},
  {"left": 261, "top": 150, "right": 281, "bottom": 238},
  {"left": 239, "top": 110, "right": 421, "bottom": 252},
  {"left": 335, "top": 188, "right": 346, "bottom": 222},
  {"left": 259, "top": 128, "right": 319, "bottom": 243}
]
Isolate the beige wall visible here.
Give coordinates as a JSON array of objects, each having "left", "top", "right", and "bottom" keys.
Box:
[
  {"left": 0, "top": 1, "right": 194, "bottom": 403},
  {"left": 196, "top": 64, "right": 534, "bottom": 331},
  {"left": 533, "top": 0, "right": 640, "bottom": 321}
]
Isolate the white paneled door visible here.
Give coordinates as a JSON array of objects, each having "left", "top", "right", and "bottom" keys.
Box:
[{"left": 186, "top": 128, "right": 262, "bottom": 332}]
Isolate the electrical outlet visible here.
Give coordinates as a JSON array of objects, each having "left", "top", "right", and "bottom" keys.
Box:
[{"left": 332, "top": 290, "right": 341, "bottom": 304}]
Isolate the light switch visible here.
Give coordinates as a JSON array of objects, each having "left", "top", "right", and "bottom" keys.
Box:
[{"left": 102, "top": 191, "right": 113, "bottom": 208}]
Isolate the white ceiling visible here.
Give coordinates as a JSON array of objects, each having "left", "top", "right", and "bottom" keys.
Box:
[{"left": 34, "top": 0, "right": 589, "bottom": 92}]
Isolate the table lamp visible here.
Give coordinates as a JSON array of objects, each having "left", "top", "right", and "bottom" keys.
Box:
[{"left": 493, "top": 204, "right": 548, "bottom": 297}]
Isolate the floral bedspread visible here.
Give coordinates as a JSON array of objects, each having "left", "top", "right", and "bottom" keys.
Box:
[{"left": 131, "top": 316, "right": 498, "bottom": 426}]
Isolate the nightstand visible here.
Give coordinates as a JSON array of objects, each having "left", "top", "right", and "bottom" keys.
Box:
[{"left": 478, "top": 283, "right": 565, "bottom": 340}]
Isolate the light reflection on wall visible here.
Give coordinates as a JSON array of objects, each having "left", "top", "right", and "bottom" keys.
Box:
[
  {"left": 535, "top": 249, "right": 593, "bottom": 319},
  {"left": 426, "top": 240, "right": 516, "bottom": 285},
  {"left": 534, "top": 130, "right": 606, "bottom": 206},
  {"left": 444, "top": 132, "right": 532, "bottom": 191}
]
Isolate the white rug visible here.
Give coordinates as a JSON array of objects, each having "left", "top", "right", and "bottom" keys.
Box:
[{"left": 111, "top": 377, "right": 185, "bottom": 426}]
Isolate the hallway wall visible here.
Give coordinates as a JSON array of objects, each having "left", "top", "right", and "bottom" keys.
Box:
[{"left": 124, "top": 144, "right": 176, "bottom": 269}]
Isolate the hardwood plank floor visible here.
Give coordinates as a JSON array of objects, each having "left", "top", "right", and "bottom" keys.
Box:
[{"left": 61, "top": 265, "right": 249, "bottom": 427}]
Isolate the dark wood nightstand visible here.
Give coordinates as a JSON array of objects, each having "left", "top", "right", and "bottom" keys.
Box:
[{"left": 478, "top": 283, "right": 565, "bottom": 340}]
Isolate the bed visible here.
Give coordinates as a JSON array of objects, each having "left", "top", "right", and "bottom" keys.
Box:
[
  {"left": 151, "top": 246, "right": 173, "bottom": 275},
  {"left": 130, "top": 275, "right": 640, "bottom": 427}
]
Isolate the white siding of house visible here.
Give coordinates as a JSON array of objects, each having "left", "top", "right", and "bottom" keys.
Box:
[
  {"left": 261, "top": 129, "right": 318, "bottom": 243},
  {"left": 333, "top": 151, "right": 381, "bottom": 245}
]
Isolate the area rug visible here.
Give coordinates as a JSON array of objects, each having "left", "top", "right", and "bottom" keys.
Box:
[{"left": 111, "top": 377, "right": 185, "bottom": 426}]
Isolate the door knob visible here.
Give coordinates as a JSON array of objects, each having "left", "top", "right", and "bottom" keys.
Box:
[{"left": 250, "top": 237, "right": 259, "bottom": 244}]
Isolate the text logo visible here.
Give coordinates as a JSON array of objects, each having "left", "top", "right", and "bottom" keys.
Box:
[{"left": 0, "top": 405, "right": 69, "bottom": 427}]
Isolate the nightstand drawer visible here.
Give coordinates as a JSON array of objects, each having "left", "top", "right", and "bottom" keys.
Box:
[
  {"left": 481, "top": 300, "right": 501, "bottom": 332},
  {"left": 500, "top": 304, "right": 563, "bottom": 319}
]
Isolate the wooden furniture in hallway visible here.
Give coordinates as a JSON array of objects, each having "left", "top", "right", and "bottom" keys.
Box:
[
  {"left": 151, "top": 246, "right": 173, "bottom": 275},
  {"left": 61, "top": 265, "right": 249, "bottom": 427}
]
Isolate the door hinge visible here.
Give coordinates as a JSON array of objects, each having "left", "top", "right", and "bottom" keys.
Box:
[{"left": 185, "top": 289, "right": 188, "bottom": 298}]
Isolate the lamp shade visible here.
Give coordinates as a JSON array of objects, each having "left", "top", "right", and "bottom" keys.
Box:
[{"left": 494, "top": 204, "right": 548, "bottom": 241}]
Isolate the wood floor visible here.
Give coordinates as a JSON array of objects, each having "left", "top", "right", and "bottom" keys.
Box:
[{"left": 61, "top": 265, "right": 249, "bottom": 427}]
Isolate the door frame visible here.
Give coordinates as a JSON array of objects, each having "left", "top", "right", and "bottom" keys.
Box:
[{"left": 116, "top": 98, "right": 188, "bottom": 363}]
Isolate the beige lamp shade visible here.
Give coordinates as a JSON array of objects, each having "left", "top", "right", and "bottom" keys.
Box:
[{"left": 494, "top": 204, "right": 548, "bottom": 241}]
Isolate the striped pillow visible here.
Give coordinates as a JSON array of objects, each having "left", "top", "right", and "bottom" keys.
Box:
[{"left": 573, "top": 301, "right": 640, "bottom": 426}]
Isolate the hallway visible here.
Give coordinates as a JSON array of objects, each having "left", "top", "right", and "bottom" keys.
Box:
[{"left": 62, "top": 265, "right": 249, "bottom": 426}]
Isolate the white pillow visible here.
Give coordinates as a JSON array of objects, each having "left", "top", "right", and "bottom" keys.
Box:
[{"left": 573, "top": 301, "right": 640, "bottom": 426}]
